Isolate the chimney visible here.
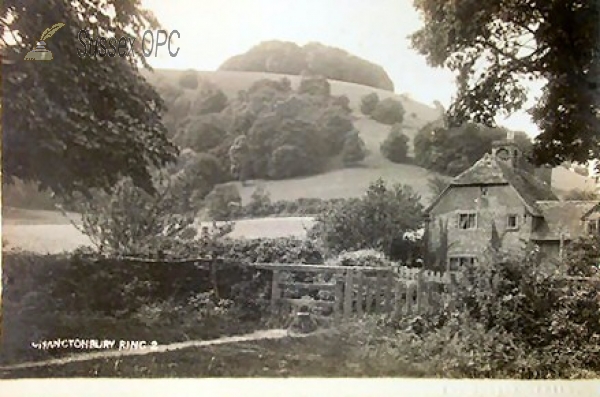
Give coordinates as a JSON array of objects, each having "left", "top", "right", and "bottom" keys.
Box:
[{"left": 534, "top": 165, "right": 553, "bottom": 188}]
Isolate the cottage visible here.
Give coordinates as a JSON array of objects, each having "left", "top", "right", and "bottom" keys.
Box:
[{"left": 424, "top": 134, "right": 600, "bottom": 272}]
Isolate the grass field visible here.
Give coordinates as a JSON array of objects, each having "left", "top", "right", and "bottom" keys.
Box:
[{"left": 2, "top": 208, "right": 315, "bottom": 254}]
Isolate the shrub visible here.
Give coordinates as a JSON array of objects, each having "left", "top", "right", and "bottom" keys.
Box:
[
  {"left": 360, "top": 92, "right": 379, "bottom": 115},
  {"left": 178, "top": 70, "right": 199, "bottom": 90},
  {"left": 342, "top": 132, "right": 367, "bottom": 166},
  {"left": 205, "top": 183, "right": 242, "bottom": 221},
  {"left": 66, "top": 172, "right": 203, "bottom": 257},
  {"left": 245, "top": 185, "right": 272, "bottom": 217},
  {"left": 380, "top": 124, "right": 409, "bottom": 163},
  {"left": 371, "top": 97, "right": 405, "bottom": 125},
  {"left": 311, "top": 178, "right": 424, "bottom": 257}
]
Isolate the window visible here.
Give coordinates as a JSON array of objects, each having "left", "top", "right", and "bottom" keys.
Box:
[
  {"left": 457, "top": 212, "right": 477, "bottom": 229},
  {"left": 587, "top": 220, "right": 599, "bottom": 235},
  {"left": 507, "top": 214, "right": 519, "bottom": 230},
  {"left": 480, "top": 186, "right": 488, "bottom": 196},
  {"left": 449, "top": 256, "right": 477, "bottom": 271}
]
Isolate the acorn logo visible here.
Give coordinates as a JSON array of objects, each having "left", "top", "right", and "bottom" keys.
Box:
[{"left": 24, "top": 23, "right": 65, "bottom": 61}]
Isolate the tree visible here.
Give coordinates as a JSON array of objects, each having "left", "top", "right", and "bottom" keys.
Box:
[
  {"left": 205, "top": 183, "right": 242, "bottom": 221},
  {"left": 342, "top": 132, "right": 367, "bottom": 166},
  {"left": 427, "top": 175, "right": 450, "bottom": 199},
  {"left": 176, "top": 114, "right": 227, "bottom": 153},
  {"left": 411, "top": 0, "right": 600, "bottom": 169},
  {"left": 312, "top": 178, "right": 424, "bottom": 256},
  {"left": 360, "top": 92, "right": 379, "bottom": 116},
  {"left": 228, "top": 135, "right": 252, "bottom": 185},
  {"left": 268, "top": 145, "right": 310, "bottom": 179},
  {"left": 380, "top": 124, "right": 410, "bottom": 163},
  {"left": 371, "top": 97, "right": 405, "bottom": 125},
  {"left": 3, "top": 0, "right": 178, "bottom": 196}
]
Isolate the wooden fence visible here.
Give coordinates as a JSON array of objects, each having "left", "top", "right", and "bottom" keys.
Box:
[{"left": 248, "top": 263, "right": 452, "bottom": 323}]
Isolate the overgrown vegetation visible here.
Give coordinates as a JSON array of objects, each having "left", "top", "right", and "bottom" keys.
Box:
[
  {"left": 309, "top": 178, "right": 423, "bottom": 260},
  {"left": 414, "top": 122, "right": 533, "bottom": 176}
]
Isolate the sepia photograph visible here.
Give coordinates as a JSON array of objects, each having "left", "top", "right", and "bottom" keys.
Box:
[{"left": 1, "top": 0, "right": 599, "bottom": 395}]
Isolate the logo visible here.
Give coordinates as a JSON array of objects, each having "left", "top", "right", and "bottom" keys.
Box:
[{"left": 24, "top": 22, "right": 65, "bottom": 61}]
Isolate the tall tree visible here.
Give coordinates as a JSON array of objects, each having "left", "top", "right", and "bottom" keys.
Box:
[
  {"left": 2, "top": 0, "right": 178, "bottom": 196},
  {"left": 411, "top": 0, "right": 600, "bottom": 168}
]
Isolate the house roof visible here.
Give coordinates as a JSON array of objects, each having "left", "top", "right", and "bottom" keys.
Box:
[
  {"left": 426, "top": 153, "right": 558, "bottom": 215},
  {"left": 530, "top": 201, "right": 599, "bottom": 241}
]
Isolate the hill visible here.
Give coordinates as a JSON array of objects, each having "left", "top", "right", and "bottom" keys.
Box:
[{"left": 218, "top": 41, "right": 395, "bottom": 91}]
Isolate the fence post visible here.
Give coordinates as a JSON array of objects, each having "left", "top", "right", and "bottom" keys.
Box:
[
  {"left": 416, "top": 274, "right": 423, "bottom": 314},
  {"left": 271, "top": 270, "right": 281, "bottom": 314},
  {"left": 405, "top": 283, "right": 414, "bottom": 315},
  {"left": 334, "top": 273, "right": 344, "bottom": 325},
  {"left": 393, "top": 281, "right": 403, "bottom": 320},
  {"left": 364, "top": 276, "right": 373, "bottom": 313},
  {"left": 356, "top": 271, "right": 364, "bottom": 317},
  {"left": 343, "top": 270, "right": 354, "bottom": 320},
  {"left": 375, "top": 272, "right": 383, "bottom": 313},
  {"left": 384, "top": 271, "right": 393, "bottom": 315}
]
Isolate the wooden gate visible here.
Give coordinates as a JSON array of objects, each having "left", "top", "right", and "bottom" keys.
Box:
[{"left": 249, "top": 263, "right": 450, "bottom": 324}]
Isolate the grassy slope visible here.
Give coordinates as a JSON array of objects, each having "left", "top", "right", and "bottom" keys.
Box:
[{"left": 146, "top": 69, "right": 445, "bottom": 203}]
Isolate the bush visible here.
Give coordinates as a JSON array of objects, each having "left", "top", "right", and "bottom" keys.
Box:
[
  {"left": 371, "top": 97, "right": 405, "bottom": 125},
  {"left": 311, "top": 178, "right": 424, "bottom": 257},
  {"left": 178, "top": 70, "right": 199, "bottom": 90},
  {"left": 380, "top": 124, "right": 409, "bottom": 163},
  {"left": 66, "top": 172, "right": 203, "bottom": 258},
  {"left": 205, "top": 183, "right": 242, "bottom": 221},
  {"left": 342, "top": 132, "right": 367, "bottom": 166},
  {"left": 318, "top": 107, "right": 355, "bottom": 156},
  {"left": 360, "top": 92, "right": 379, "bottom": 115}
]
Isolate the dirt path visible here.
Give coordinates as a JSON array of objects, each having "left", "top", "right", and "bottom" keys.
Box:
[{"left": 0, "top": 328, "right": 325, "bottom": 371}]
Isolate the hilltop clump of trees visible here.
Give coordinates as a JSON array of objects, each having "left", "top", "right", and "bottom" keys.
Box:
[{"left": 218, "top": 41, "right": 395, "bottom": 91}]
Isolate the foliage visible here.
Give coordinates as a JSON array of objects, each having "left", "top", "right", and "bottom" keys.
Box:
[
  {"left": 228, "top": 135, "right": 252, "bottom": 184},
  {"left": 178, "top": 70, "right": 199, "bottom": 90},
  {"left": 298, "top": 74, "right": 331, "bottom": 97},
  {"left": 175, "top": 113, "right": 228, "bottom": 153},
  {"left": 205, "top": 183, "right": 242, "bottom": 221},
  {"left": 427, "top": 175, "right": 450, "bottom": 199},
  {"left": 342, "top": 132, "right": 367, "bottom": 166},
  {"left": 311, "top": 178, "right": 424, "bottom": 257},
  {"left": 219, "top": 40, "right": 395, "bottom": 91},
  {"left": 268, "top": 145, "right": 311, "bottom": 179},
  {"left": 317, "top": 107, "right": 355, "bottom": 156},
  {"left": 371, "top": 97, "right": 405, "bottom": 125},
  {"left": 244, "top": 185, "right": 273, "bottom": 218},
  {"left": 191, "top": 79, "right": 228, "bottom": 114},
  {"left": 360, "top": 92, "right": 380, "bottom": 116},
  {"left": 2, "top": 0, "right": 179, "bottom": 196},
  {"left": 380, "top": 124, "right": 409, "bottom": 163},
  {"left": 564, "top": 189, "right": 600, "bottom": 201},
  {"left": 414, "top": 122, "right": 532, "bottom": 176},
  {"left": 327, "top": 249, "right": 393, "bottom": 267},
  {"left": 411, "top": 0, "right": 600, "bottom": 168},
  {"left": 66, "top": 172, "right": 203, "bottom": 257},
  {"left": 1, "top": 251, "right": 262, "bottom": 365}
]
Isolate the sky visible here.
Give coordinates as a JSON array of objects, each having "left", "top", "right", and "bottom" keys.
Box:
[{"left": 142, "top": 0, "right": 544, "bottom": 137}]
